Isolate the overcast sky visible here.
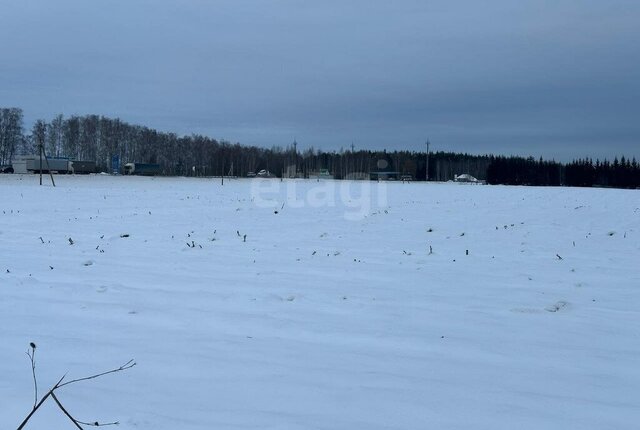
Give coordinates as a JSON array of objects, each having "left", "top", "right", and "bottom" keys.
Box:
[{"left": 1, "top": 0, "right": 638, "bottom": 160}]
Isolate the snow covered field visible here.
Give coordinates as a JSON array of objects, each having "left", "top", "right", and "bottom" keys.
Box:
[{"left": 1, "top": 174, "right": 639, "bottom": 429}]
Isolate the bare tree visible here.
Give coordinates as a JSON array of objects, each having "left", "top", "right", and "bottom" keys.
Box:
[{"left": 0, "top": 108, "right": 24, "bottom": 165}]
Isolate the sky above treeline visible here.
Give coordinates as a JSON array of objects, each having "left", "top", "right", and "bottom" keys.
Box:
[{"left": 1, "top": 0, "right": 638, "bottom": 161}]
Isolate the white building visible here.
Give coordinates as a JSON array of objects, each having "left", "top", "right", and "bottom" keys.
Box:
[
  {"left": 454, "top": 174, "right": 485, "bottom": 184},
  {"left": 11, "top": 155, "right": 36, "bottom": 174}
]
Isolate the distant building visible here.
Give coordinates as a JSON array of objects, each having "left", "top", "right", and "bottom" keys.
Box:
[
  {"left": 124, "top": 163, "right": 161, "bottom": 176},
  {"left": 308, "top": 169, "right": 333, "bottom": 180},
  {"left": 11, "top": 155, "right": 35, "bottom": 174},
  {"left": 27, "top": 157, "right": 72, "bottom": 174},
  {"left": 454, "top": 174, "right": 485, "bottom": 184},
  {"left": 256, "top": 169, "right": 275, "bottom": 178},
  {"left": 284, "top": 164, "right": 303, "bottom": 178},
  {"left": 370, "top": 171, "right": 401, "bottom": 181}
]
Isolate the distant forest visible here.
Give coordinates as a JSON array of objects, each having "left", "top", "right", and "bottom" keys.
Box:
[{"left": 1, "top": 107, "right": 639, "bottom": 189}]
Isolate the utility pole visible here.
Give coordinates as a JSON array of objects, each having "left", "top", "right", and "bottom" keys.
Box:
[
  {"left": 350, "top": 142, "right": 355, "bottom": 178},
  {"left": 425, "top": 139, "right": 430, "bottom": 182},
  {"left": 292, "top": 138, "right": 298, "bottom": 177},
  {"left": 36, "top": 125, "right": 55, "bottom": 187},
  {"left": 39, "top": 138, "right": 43, "bottom": 186}
]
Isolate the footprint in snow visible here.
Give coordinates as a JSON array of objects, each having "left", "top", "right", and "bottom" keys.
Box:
[
  {"left": 510, "top": 308, "right": 543, "bottom": 314},
  {"left": 545, "top": 301, "right": 569, "bottom": 313}
]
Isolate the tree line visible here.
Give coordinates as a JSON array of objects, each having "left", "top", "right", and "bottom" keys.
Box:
[
  {"left": 1, "top": 107, "right": 638, "bottom": 188},
  {"left": 0, "top": 108, "right": 24, "bottom": 166},
  {"left": 486, "top": 156, "right": 640, "bottom": 188}
]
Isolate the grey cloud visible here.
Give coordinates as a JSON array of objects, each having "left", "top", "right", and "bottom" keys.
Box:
[{"left": 0, "top": 0, "right": 638, "bottom": 161}]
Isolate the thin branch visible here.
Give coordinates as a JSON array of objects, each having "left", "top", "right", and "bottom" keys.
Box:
[
  {"left": 16, "top": 374, "right": 66, "bottom": 430},
  {"left": 51, "top": 392, "right": 84, "bottom": 430},
  {"left": 77, "top": 420, "right": 120, "bottom": 427},
  {"left": 57, "top": 360, "right": 136, "bottom": 389},
  {"left": 16, "top": 391, "right": 52, "bottom": 430},
  {"left": 52, "top": 390, "right": 119, "bottom": 428},
  {"left": 17, "top": 353, "right": 133, "bottom": 430},
  {"left": 26, "top": 343, "right": 37, "bottom": 410}
]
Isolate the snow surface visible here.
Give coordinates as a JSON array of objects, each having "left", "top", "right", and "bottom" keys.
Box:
[{"left": 1, "top": 174, "right": 639, "bottom": 429}]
